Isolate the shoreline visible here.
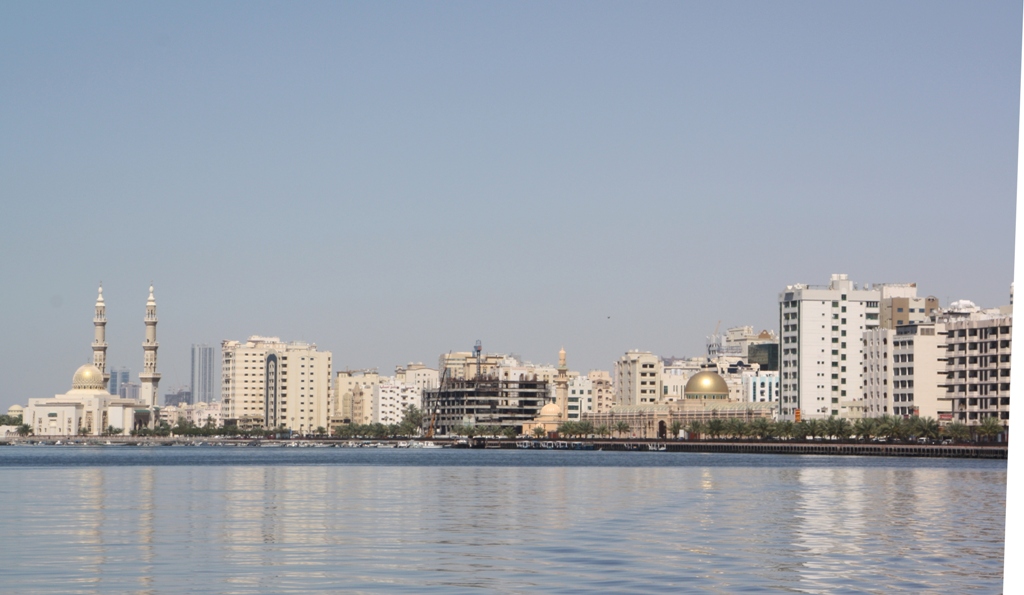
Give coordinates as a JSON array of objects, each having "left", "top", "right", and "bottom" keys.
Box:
[{"left": 0, "top": 437, "right": 1008, "bottom": 459}]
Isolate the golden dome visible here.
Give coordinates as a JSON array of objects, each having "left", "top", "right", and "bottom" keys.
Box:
[
  {"left": 684, "top": 371, "right": 729, "bottom": 397},
  {"left": 72, "top": 364, "right": 107, "bottom": 390},
  {"left": 538, "top": 403, "right": 562, "bottom": 419}
]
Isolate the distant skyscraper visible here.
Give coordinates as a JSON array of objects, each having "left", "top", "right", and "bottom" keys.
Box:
[
  {"left": 191, "top": 344, "right": 216, "bottom": 403},
  {"left": 108, "top": 367, "right": 130, "bottom": 396}
]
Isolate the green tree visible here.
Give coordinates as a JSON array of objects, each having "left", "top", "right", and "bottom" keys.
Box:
[
  {"left": 502, "top": 426, "right": 517, "bottom": 440},
  {"left": 669, "top": 420, "right": 683, "bottom": 440},
  {"left": 595, "top": 424, "right": 611, "bottom": 439},
  {"left": 613, "top": 421, "right": 630, "bottom": 438},
  {"left": 705, "top": 418, "right": 725, "bottom": 439},
  {"left": 749, "top": 418, "right": 773, "bottom": 440},
  {"left": 105, "top": 426, "right": 122, "bottom": 437},
  {"left": 17, "top": 423, "right": 32, "bottom": 437},
  {"left": 977, "top": 416, "right": 1005, "bottom": 442},
  {"left": 942, "top": 421, "right": 970, "bottom": 443},
  {"left": 775, "top": 420, "right": 794, "bottom": 441},
  {"left": 577, "top": 421, "right": 594, "bottom": 438},
  {"left": 684, "top": 420, "right": 704, "bottom": 440},
  {"left": 532, "top": 426, "right": 547, "bottom": 439},
  {"left": 853, "top": 418, "right": 876, "bottom": 442},
  {"left": 914, "top": 417, "right": 940, "bottom": 441},
  {"left": 793, "top": 421, "right": 810, "bottom": 440}
]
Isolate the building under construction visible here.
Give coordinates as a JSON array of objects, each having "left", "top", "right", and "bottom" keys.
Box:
[{"left": 423, "top": 376, "right": 550, "bottom": 435}]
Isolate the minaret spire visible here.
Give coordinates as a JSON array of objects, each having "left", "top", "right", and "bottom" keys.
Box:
[
  {"left": 139, "top": 284, "right": 161, "bottom": 414},
  {"left": 556, "top": 347, "right": 569, "bottom": 421},
  {"left": 92, "top": 283, "right": 109, "bottom": 387}
]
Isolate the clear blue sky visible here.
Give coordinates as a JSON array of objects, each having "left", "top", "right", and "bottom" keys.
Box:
[{"left": 1, "top": 1, "right": 1019, "bottom": 409}]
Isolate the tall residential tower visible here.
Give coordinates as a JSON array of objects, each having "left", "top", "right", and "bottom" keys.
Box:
[{"left": 191, "top": 344, "right": 217, "bottom": 403}]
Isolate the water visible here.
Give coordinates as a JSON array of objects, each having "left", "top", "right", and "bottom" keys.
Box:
[{"left": 0, "top": 447, "right": 1006, "bottom": 594}]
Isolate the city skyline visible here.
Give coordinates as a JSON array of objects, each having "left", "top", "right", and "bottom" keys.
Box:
[{"left": 2, "top": 2, "right": 1019, "bottom": 410}]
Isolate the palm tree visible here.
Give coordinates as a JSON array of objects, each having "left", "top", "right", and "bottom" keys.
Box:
[
  {"left": 684, "top": 420, "right": 704, "bottom": 440},
  {"left": 793, "top": 421, "right": 810, "bottom": 440},
  {"left": 750, "top": 418, "right": 773, "bottom": 440},
  {"left": 942, "top": 421, "right": 970, "bottom": 443},
  {"left": 614, "top": 421, "right": 630, "bottom": 438},
  {"left": 17, "top": 424, "right": 32, "bottom": 437},
  {"left": 914, "top": 417, "right": 940, "bottom": 442},
  {"left": 706, "top": 418, "right": 725, "bottom": 439},
  {"left": 805, "top": 419, "right": 822, "bottom": 440},
  {"left": 596, "top": 425, "right": 611, "bottom": 439},
  {"left": 669, "top": 420, "right": 683, "bottom": 440},
  {"left": 578, "top": 421, "right": 595, "bottom": 438},
  {"left": 853, "top": 418, "right": 876, "bottom": 442},
  {"left": 532, "top": 426, "right": 547, "bottom": 439},
  {"left": 977, "top": 416, "right": 1004, "bottom": 443},
  {"left": 775, "top": 420, "right": 794, "bottom": 441},
  {"left": 877, "top": 415, "right": 901, "bottom": 441},
  {"left": 502, "top": 426, "right": 517, "bottom": 440}
]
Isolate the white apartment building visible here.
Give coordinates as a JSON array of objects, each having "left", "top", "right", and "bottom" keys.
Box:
[
  {"left": 567, "top": 375, "right": 593, "bottom": 420},
  {"left": 742, "top": 371, "right": 779, "bottom": 403},
  {"left": 395, "top": 363, "right": 439, "bottom": 391},
  {"left": 779, "top": 274, "right": 882, "bottom": 420},
  {"left": 221, "top": 336, "right": 332, "bottom": 434},
  {"left": 615, "top": 351, "right": 662, "bottom": 405},
  {"left": 372, "top": 382, "right": 422, "bottom": 425}
]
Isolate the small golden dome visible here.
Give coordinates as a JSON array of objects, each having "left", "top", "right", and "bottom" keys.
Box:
[
  {"left": 538, "top": 403, "right": 562, "bottom": 419},
  {"left": 72, "top": 364, "right": 107, "bottom": 390},
  {"left": 684, "top": 371, "right": 729, "bottom": 396}
]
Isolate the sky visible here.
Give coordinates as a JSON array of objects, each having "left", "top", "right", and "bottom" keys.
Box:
[{"left": 0, "top": 1, "right": 1020, "bottom": 410}]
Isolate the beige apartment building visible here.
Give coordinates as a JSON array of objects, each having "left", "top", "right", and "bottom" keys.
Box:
[
  {"left": 615, "top": 351, "right": 662, "bottom": 406},
  {"left": 878, "top": 284, "right": 940, "bottom": 330},
  {"left": 331, "top": 369, "right": 380, "bottom": 426},
  {"left": 941, "top": 313, "right": 1011, "bottom": 430},
  {"left": 221, "top": 336, "right": 332, "bottom": 434}
]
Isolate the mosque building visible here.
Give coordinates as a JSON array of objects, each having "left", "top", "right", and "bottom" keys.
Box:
[{"left": 21, "top": 285, "right": 161, "bottom": 436}]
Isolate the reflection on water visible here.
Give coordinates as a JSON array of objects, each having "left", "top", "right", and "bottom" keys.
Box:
[{"left": 0, "top": 455, "right": 1005, "bottom": 594}]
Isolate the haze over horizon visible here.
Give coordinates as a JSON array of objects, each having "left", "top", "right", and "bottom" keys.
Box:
[{"left": 1, "top": 2, "right": 1019, "bottom": 410}]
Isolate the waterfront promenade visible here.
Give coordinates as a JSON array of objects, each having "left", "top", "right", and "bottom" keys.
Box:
[{"left": 1, "top": 436, "right": 1007, "bottom": 459}]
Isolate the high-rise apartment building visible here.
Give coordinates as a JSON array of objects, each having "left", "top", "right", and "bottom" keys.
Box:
[
  {"left": 877, "top": 285, "right": 940, "bottom": 329},
  {"left": 108, "top": 367, "right": 130, "bottom": 397},
  {"left": 941, "top": 312, "right": 1011, "bottom": 430},
  {"left": 863, "top": 328, "right": 896, "bottom": 417},
  {"left": 615, "top": 351, "right": 662, "bottom": 406},
  {"left": 567, "top": 375, "right": 593, "bottom": 420},
  {"left": 779, "top": 274, "right": 881, "bottom": 420},
  {"left": 221, "top": 336, "right": 332, "bottom": 434},
  {"left": 588, "top": 370, "right": 615, "bottom": 413},
  {"left": 191, "top": 344, "right": 217, "bottom": 403},
  {"left": 332, "top": 369, "right": 380, "bottom": 426}
]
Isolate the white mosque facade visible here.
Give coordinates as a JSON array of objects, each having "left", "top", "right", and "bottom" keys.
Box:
[{"left": 22, "top": 285, "right": 161, "bottom": 436}]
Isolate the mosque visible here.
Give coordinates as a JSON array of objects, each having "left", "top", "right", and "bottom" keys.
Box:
[{"left": 21, "top": 285, "right": 161, "bottom": 436}]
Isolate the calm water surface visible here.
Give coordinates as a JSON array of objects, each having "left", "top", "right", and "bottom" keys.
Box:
[{"left": 0, "top": 447, "right": 1006, "bottom": 594}]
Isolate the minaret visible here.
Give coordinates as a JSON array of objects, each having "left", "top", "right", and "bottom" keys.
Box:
[
  {"left": 92, "top": 284, "right": 109, "bottom": 387},
  {"left": 556, "top": 347, "right": 569, "bottom": 421},
  {"left": 139, "top": 285, "right": 161, "bottom": 410}
]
